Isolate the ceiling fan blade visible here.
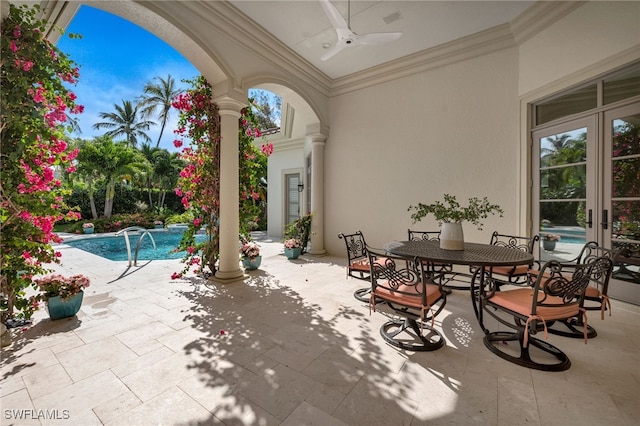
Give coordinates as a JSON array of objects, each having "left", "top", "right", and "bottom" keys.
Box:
[
  {"left": 320, "top": 43, "right": 346, "bottom": 61},
  {"left": 320, "top": 0, "right": 349, "bottom": 31},
  {"left": 357, "top": 32, "right": 403, "bottom": 46}
]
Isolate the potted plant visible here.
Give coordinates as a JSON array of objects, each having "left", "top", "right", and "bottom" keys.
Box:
[
  {"left": 408, "top": 194, "right": 504, "bottom": 250},
  {"left": 82, "top": 223, "right": 95, "bottom": 234},
  {"left": 153, "top": 220, "right": 164, "bottom": 229},
  {"left": 33, "top": 274, "right": 90, "bottom": 320},
  {"left": 542, "top": 233, "right": 560, "bottom": 251},
  {"left": 283, "top": 238, "right": 302, "bottom": 259},
  {"left": 240, "top": 241, "right": 262, "bottom": 270}
]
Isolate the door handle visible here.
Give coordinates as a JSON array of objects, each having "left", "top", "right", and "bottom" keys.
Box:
[
  {"left": 586, "top": 209, "right": 593, "bottom": 228},
  {"left": 601, "top": 209, "right": 608, "bottom": 230}
]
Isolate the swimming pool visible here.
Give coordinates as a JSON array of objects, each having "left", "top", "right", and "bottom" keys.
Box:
[{"left": 64, "top": 229, "right": 208, "bottom": 261}]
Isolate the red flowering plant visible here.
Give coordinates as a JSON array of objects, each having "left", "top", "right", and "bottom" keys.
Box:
[
  {"left": 170, "top": 76, "right": 273, "bottom": 279},
  {"left": 1, "top": 4, "right": 84, "bottom": 323}
]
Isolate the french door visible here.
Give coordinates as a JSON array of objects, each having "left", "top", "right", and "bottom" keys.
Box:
[
  {"left": 603, "top": 103, "right": 640, "bottom": 303},
  {"left": 532, "top": 102, "right": 640, "bottom": 304}
]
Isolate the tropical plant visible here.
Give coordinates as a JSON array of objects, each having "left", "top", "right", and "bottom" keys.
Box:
[
  {"left": 74, "top": 138, "right": 104, "bottom": 219},
  {"left": 408, "top": 194, "right": 504, "bottom": 230},
  {"left": 542, "top": 234, "right": 560, "bottom": 241},
  {"left": 284, "top": 213, "right": 312, "bottom": 253},
  {"left": 171, "top": 76, "right": 273, "bottom": 278},
  {"left": 0, "top": 3, "right": 83, "bottom": 322},
  {"left": 138, "top": 74, "right": 182, "bottom": 148},
  {"left": 93, "top": 99, "right": 155, "bottom": 148},
  {"left": 91, "top": 136, "right": 149, "bottom": 218},
  {"left": 249, "top": 89, "right": 281, "bottom": 130}
]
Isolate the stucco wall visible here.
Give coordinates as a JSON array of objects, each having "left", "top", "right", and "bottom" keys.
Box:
[
  {"left": 324, "top": 48, "right": 520, "bottom": 255},
  {"left": 518, "top": 1, "right": 640, "bottom": 97}
]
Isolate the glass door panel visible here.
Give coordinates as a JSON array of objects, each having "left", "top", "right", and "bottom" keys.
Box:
[
  {"left": 285, "top": 173, "right": 300, "bottom": 226},
  {"left": 604, "top": 104, "right": 640, "bottom": 304},
  {"left": 533, "top": 118, "right": 596, "bottom": 263}
]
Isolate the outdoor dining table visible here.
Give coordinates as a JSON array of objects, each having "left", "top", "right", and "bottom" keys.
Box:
[{"left": 383, "top": 239, "right": 534, "bottom": 333}]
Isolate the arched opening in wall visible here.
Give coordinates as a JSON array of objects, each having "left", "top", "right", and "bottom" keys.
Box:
[
  {"left": 55, "top": 4, "right": 204, "bottom": 221},
  {"left": 246, "top": 88, "right": 283, "bottom": 232},
  {"left": 248, "top": 83, "right": 321, "bottom": 238}
]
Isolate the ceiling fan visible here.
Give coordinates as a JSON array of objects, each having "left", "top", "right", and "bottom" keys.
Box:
[{"left": 320, "top": 0, "right": 402, "bottom": 61}]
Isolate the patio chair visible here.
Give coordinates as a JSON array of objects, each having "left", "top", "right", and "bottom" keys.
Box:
[
  {"left": 539, "top": 241, "right": 621, "bottom": 339},
  {"left": 472, "top": 232, "right": 539, "bottom": 288},
  {"left": 367, "top": 247, "right": 450, "bottom": 351},
  {"left": 338, "top": 231, "right": 387, "bottom": 302},
  {"left": 408, "top": 229, "right": 472, "bottom": 290},
  {"left": 480, "top": 256, "right": 613, "bottom": 371}
]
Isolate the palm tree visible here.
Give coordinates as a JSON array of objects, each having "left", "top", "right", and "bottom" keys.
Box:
[
  {"left": 93, "top": 100, "right": 155, "bottom": 148},
  {"left": 152, "top": 149, "right": 184, "bottom": 209},
  {"left": 75, "top": 138, "right": 106, "bottom": 220},
  {"left": 138, "top": 75, "right": 182, "bottom": 148},
  {"left": 90, "top": 137, "right": 148, "bottom": 218}
]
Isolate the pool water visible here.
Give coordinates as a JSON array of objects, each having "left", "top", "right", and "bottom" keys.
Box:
[{"left": 64, "top": 229, "right": 208, "bottom": 261}]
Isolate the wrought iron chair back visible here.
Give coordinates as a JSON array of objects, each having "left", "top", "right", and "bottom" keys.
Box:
[
  {"left": 569, "top": 241, "right": 621, "bottom": 318},
  {"left": 407, "top": 229, "right": 441, "bottom": 242},
  {"left": 480, "top": 231, "right": 539, "bottom": 286},
  {"left": 338, "top": 230, "right": 388, "bottom": 303},
  {"left": 338, "top": 231, "right": 370, "bottom": 281}
]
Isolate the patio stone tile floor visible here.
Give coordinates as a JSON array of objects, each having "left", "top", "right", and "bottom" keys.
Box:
[{"left": 1, "top": 232, "right": 639, "bottom": 425}]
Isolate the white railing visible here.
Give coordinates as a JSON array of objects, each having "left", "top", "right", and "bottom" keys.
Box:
[{"left": 114, "top": 226, "right": 157, "bottom": 266}]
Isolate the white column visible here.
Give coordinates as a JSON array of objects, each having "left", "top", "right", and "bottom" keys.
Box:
[
  {"left": 211, "top": 95, "right": 245, "bottom": 284},
  {"left": 307, "top": 131, "right": 327, "bottom": 255}
]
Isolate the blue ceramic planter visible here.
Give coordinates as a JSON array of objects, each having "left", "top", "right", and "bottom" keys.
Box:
[
  {"left": 83, "top": 227, "right": 94, "bottom": 234},
  {"left": 242, "top": 255, "right": 262, "bottom": 270},
  {"left": 46, "top": 291, "right": 83, "bottom": 320},
  {"left": 284, "top": 247, "right": 302, "bottom": 259}
]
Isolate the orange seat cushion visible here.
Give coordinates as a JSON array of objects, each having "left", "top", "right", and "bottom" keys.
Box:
[
  {"left": 492, "top": 264, "right": 529, "bottom": 277},
  {"left": 374, "top": 282, "right": 442, "bottom": 308},
  {"left": 584, "top": 286, "right": 602, "bottom": 298},
  {"left": 488, "top": 288, "right": 580, "bottom": 320},
  {"left": 350, "top": 257, "right": 387, "bottom": 272}
]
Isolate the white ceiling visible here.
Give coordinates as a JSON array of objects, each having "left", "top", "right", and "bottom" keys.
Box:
[{"left": 229, "top": 0, "right": 535, "bottom": 79}]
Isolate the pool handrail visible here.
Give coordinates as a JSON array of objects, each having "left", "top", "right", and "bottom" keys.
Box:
[{"left": 115, "top": 226, "right": 157, "bottom": 266}]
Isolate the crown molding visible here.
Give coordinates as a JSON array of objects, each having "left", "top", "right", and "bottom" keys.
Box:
[
  {"left": 330, "top": 24, "right": 517, "bottom": 97},
  {"left": 194, "top": 1, "right": 332, "bottom": 96},
  {"left": 510, "top": 1, "right": 586, "bottom": 45}
]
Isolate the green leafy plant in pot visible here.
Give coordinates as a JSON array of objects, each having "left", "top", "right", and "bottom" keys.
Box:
[{"left": 408, "top": 194, "right": 504, "bottom": 250}]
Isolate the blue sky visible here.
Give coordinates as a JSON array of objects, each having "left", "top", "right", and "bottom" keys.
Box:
[{"left": 56, "top": 5, "right": 199, "bottom": 152}]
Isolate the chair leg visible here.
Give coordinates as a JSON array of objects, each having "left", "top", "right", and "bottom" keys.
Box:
[
  {"left": 483, "top": 330, "right": 571, "bottom": 371},
  {"left": 354, "top": 287, "right": 371, "bottom": 302},
  {"left": 380, "top": 318, "right": 445, "bottom": 352},
  {"left": 547, "top": 318, "right": 598, "bottom": 339}
]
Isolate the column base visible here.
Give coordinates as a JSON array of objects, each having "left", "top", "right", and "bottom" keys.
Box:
[
  {"left": 307, "top": 249, "right": 327, "bottom": 256},
  {"left": 209, "top": 268, "right": 245, "bottom": 284}
]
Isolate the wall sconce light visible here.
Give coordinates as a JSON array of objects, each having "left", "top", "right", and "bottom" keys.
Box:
[{"left": 297, "top": 183, "right": 304, "bottom": 192}]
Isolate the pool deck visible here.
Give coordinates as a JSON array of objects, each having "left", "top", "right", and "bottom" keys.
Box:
[{"left": 1, "top": 232, "right": 639, "bottom": 425}]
